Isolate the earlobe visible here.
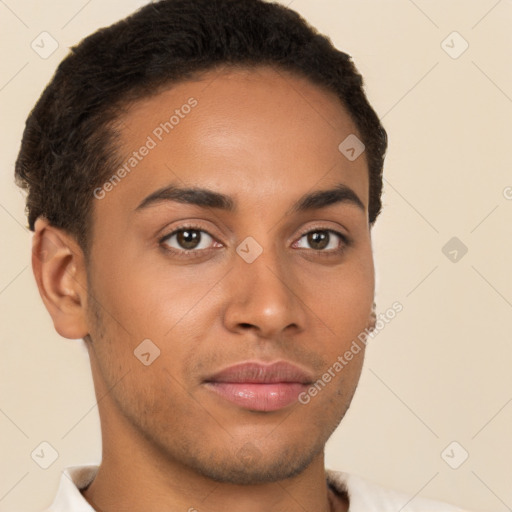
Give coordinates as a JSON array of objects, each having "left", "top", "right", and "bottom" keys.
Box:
[{"left": 32, "top": 218, "right": 89, "bottom": 340}]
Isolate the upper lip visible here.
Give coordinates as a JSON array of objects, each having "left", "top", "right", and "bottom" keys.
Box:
[{"left": 204, "top": 361, "right": 314, "bottom": 384}]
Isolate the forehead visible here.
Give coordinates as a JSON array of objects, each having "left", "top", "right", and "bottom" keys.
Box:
[{"left": 98, "top": 66, "right": 369, "bottom": 218}]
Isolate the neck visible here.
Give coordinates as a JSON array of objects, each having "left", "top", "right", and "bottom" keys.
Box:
[
  {"left": 82, "top": 409, "right": 347, "bottom": 512},
  {"left": 83, "top": 447, "right": 346, "bottom": 512}
]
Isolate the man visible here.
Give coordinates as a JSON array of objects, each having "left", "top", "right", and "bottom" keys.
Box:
[{"left": 15, "top": 0, "right": 471, "bottom": 510}]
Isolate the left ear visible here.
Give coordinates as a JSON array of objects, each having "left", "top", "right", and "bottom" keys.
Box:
[
  {"left": 31, "top": 217, "right": 90, "bottom": 340},
  {"left": 368, "top": 302, "right": 377, "bottom": 332}
]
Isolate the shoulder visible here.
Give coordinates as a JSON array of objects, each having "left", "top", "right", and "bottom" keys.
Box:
[{"left": 326, "top": 469, "right": 472, "bottom": 512}]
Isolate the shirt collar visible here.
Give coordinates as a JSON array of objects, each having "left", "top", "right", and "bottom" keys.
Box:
[{"left": 47, "top": 465, "right": 98, "bottom": 511}]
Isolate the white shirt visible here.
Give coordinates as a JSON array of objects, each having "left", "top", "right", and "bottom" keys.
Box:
[{"left": 44, "top": 465, "right": 471, "bottom": 511}]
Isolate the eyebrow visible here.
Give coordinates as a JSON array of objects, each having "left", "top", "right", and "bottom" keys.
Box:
[{"left": 135, "top": 182, "right": 365, "bottom": 215}]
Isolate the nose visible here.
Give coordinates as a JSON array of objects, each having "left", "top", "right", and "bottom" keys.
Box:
[{"left": 222, "top": 242, "right": 308, "bottom": 340}]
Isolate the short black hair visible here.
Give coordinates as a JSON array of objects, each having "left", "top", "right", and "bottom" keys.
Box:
[{"left": 14, "top": 0, "right": 387, "bottom": 251}]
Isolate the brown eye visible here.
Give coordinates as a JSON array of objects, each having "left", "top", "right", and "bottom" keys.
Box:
[
  {"left": 161, "top": 228, "right": 215, "bottom": 252},
  {"left": 307, "top": 231, "right": 329, "bottom": 250},
  {"left": 176, "top": 229, "right": 201, "bottom": 249},
  {"left": 295, "top": 230, "right": 345, "bottom": 252}
]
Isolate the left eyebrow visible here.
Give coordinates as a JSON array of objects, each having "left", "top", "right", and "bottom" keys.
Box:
[
  {"left": 288, "top": 183, "right": 365, "bottom": 215},
  {"left": 134, "top": 182, "right": 365, "bottom": 214}
]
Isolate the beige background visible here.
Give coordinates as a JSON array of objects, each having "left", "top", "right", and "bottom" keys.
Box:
[{"left": 1, "top": 1, "right": 512, "bottom": 511}]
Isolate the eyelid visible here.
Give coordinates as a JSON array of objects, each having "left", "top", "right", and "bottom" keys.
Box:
[
  {"left": 292, "top": 227, "right": 350, "bottom": 255},
  {"left": 295, "top": 223, "right": 350, "bottom": 242},
  {"left": 158, "top": 221, "right": 351, "bottom": 258},
  {"left": 158, "top": 223, "right": 222, "bottom": 255}
]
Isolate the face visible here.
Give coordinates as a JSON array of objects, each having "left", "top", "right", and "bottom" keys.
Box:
[{"left": 84, "top": 66, "right": 374, "bottom": 484}]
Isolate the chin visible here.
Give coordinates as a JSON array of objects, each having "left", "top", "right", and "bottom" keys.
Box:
[{"left": 183, "top": 438, "right": 325, "bottom": 485}]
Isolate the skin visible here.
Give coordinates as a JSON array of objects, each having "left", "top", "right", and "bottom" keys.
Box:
[{"left": 32, "top": 65, "right": 375, "bottom": 512}]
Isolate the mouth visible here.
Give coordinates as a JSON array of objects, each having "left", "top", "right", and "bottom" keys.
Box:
[{"left": 203, "top": 361, "right": 314, "bottom": 412}]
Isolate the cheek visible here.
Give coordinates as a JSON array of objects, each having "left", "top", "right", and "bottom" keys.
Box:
[
  {"left": 88, "top": 247, "right": 219, "bottom": 340},
  {"left": 299, "top": 247, "right": 374, "bottom": 331},
  {"left": 85, "top": 253, "right": 226, "bottom": 395},
  {"left": 305, "top": 251, "right": 374, "bottom": 378}
]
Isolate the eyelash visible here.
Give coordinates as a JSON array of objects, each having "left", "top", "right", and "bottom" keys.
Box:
[{"left": 158, "top": 223, "right": 350, "bottom": 259}]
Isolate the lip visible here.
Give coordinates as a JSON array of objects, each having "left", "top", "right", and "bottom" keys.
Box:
[{"left": 203, "top": 361, "right": 314, "bottom": 412}]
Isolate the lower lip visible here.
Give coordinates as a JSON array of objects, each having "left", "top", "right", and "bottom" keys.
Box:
[{"left": 204, "top": 382, "right": 308, "bottom": 412}]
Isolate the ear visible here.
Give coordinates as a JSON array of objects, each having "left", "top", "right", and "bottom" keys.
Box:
[
  {"left": 32, "top": 217, "right": 89, "bottom": 339},
  {"left": 368, "top": 302, "right": 377, "bottom": 332}
]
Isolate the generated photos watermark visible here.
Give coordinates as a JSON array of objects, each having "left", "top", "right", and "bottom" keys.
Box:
[
  {"left": 93, "top": 97, "right": 198, "bottom": 200},
  {"left": 298, "top": 301, "right": 403, "bottom": 405}
]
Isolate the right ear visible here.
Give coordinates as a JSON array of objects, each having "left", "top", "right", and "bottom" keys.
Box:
[{"left": 31, "top": 218, "right": 90, "bottom": 339}]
